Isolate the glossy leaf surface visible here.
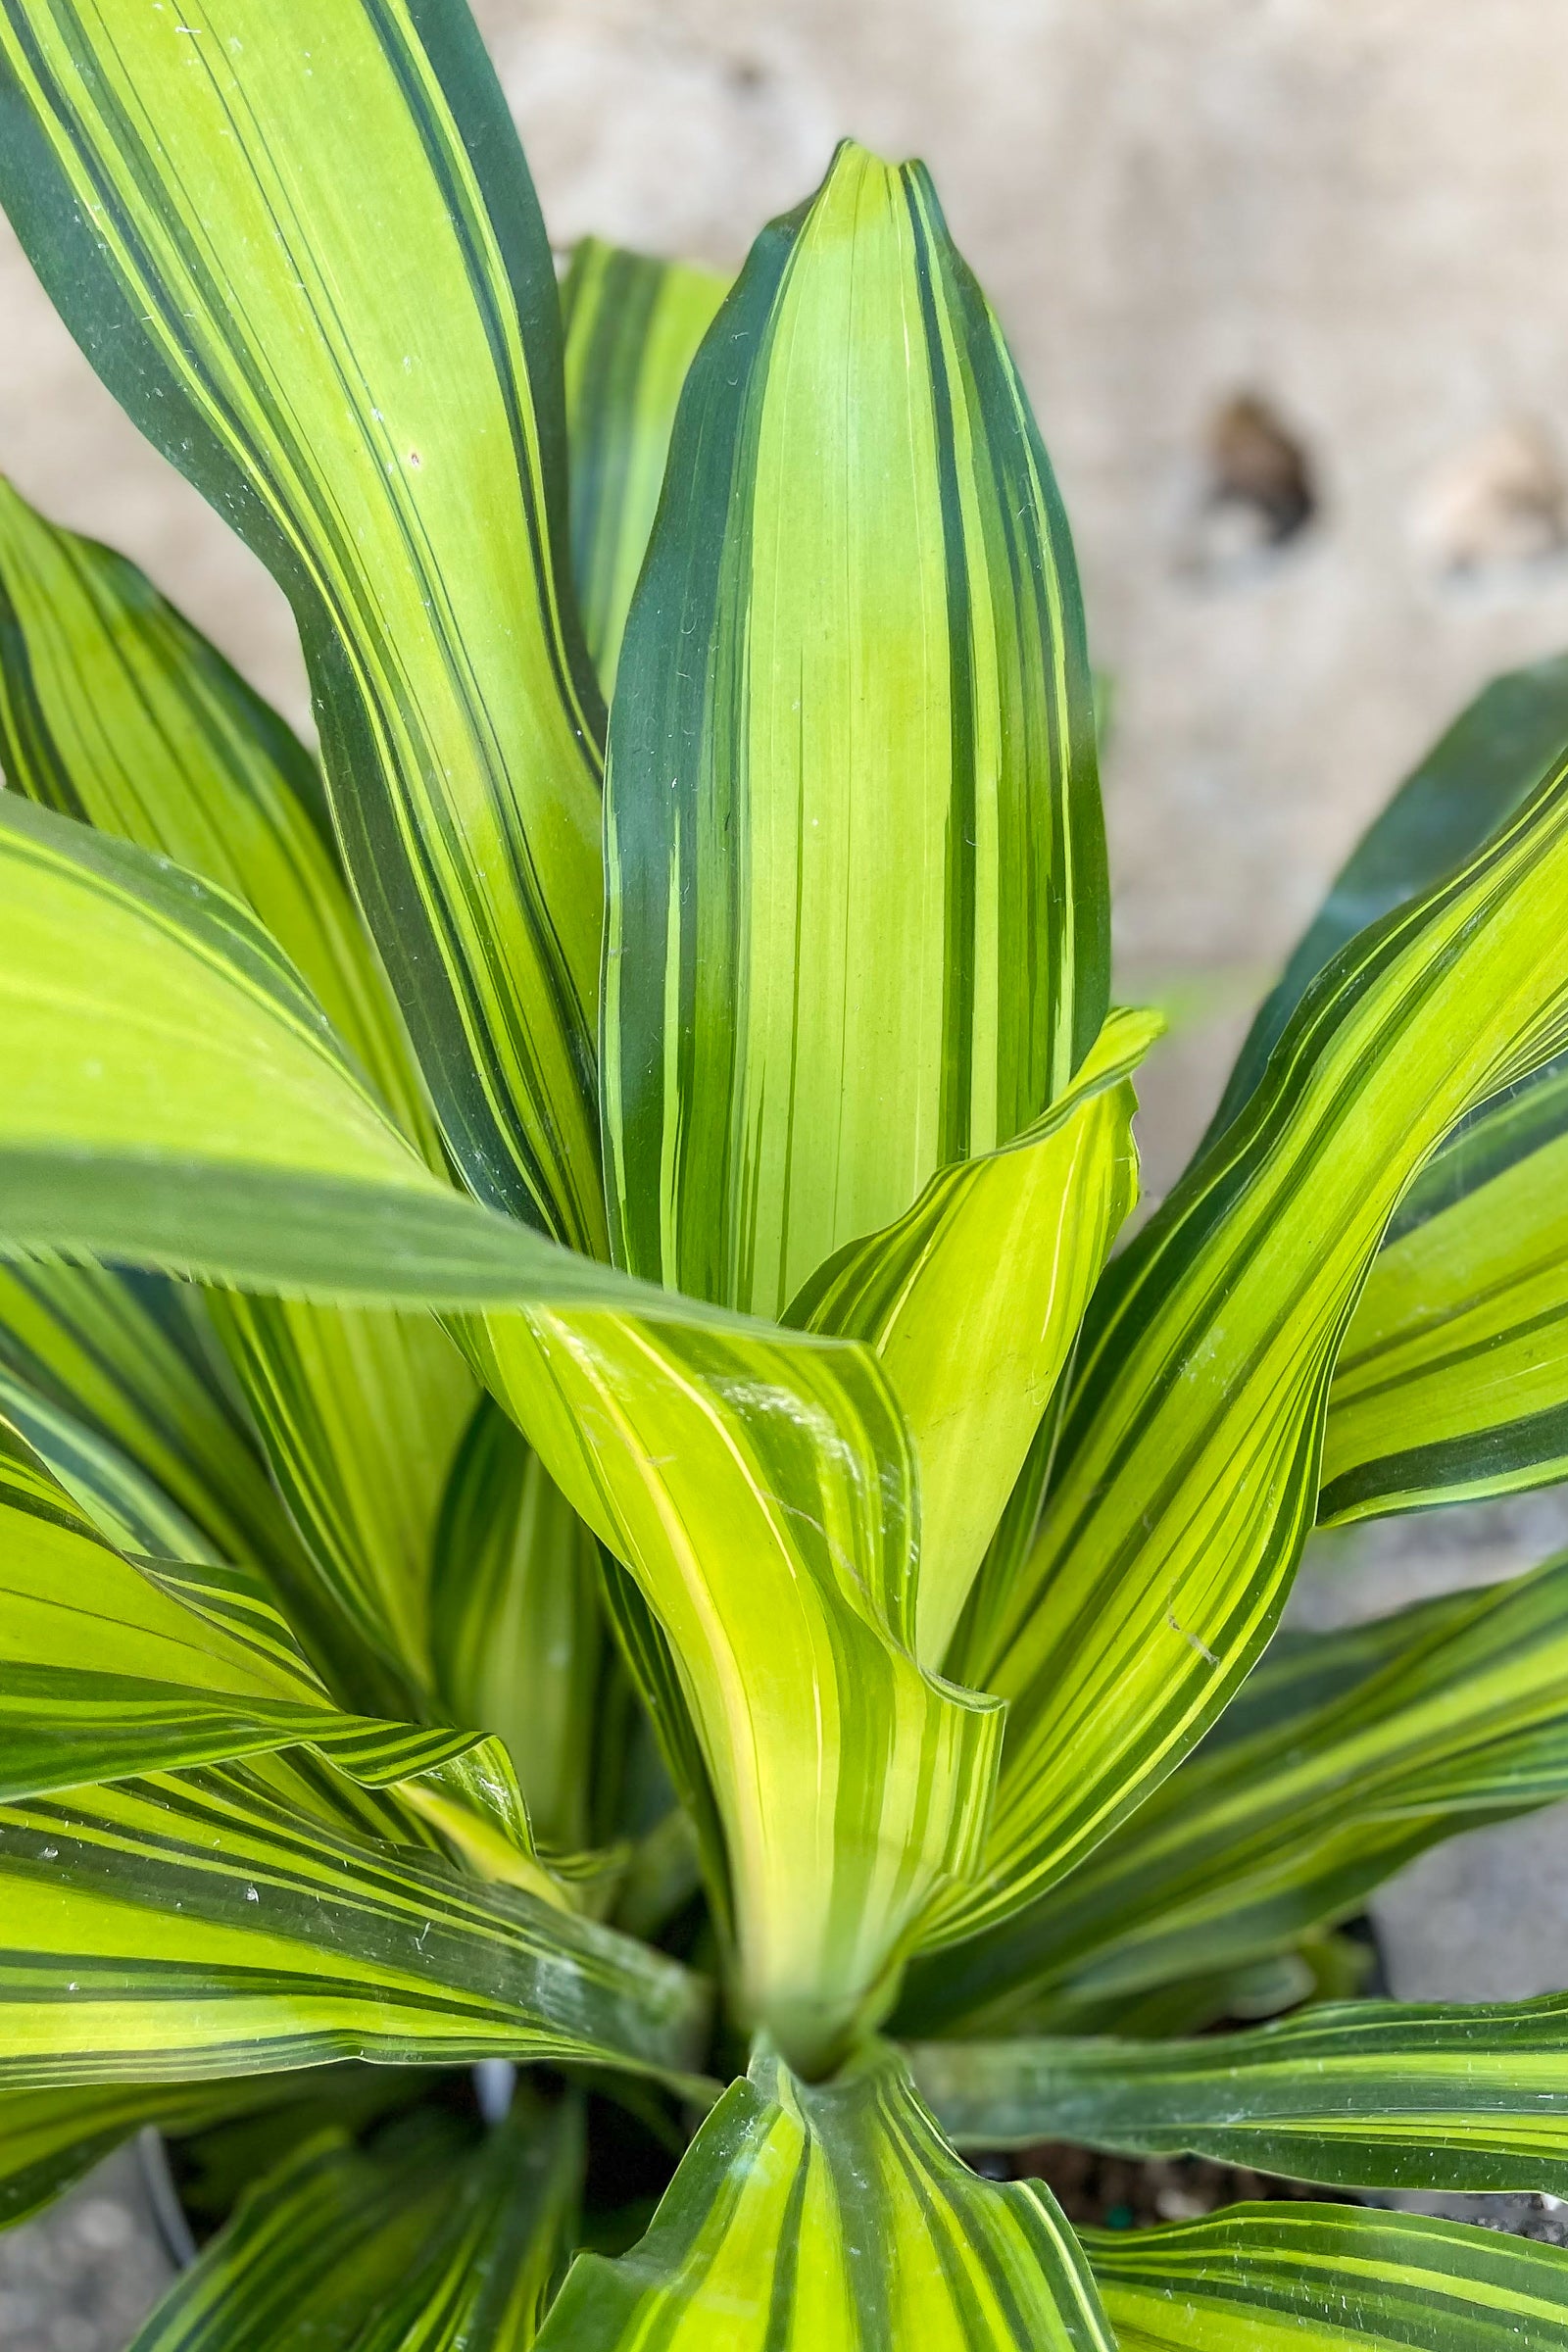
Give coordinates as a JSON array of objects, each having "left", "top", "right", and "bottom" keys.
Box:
[
  {"left": 1089, "top": 2205, "right": 1568, "bottom": 2349},
  {"left": 0, "top": 1261, "right": 294, "bottom": 1569},
  {"left": 0, "top": 786, "right": 999, "bottom": 2072},
  {"left": 604, "top": 138, "right": 1108, "bottom": 1317},
  {"left": 0, "top": 0, "right": 607, "bottom": 1243},
  {"left": 0, "top": 1411, "right": 584, "bottom": 1904},
  {"left": 472, "top": 1312, "right": 1002, "bottom": 2074},
  {"left": 0, "top": 1763, "right": 704, "bottom": 2086},
  {"left": 1324, "top": 1051, "right": 1568, "bottom": 1521},
  {"left": 938, "top": 750, "right": 1568, "bottom": 1943},
  {"left": 903, "top": 1551, "right": 1568, "bottom": 2033},
  {"left": 790, "top": 1005, "right": 1152, "bottom": 1662},
  {"left": 0, "top": 793, "right": 640, "bottom": 1312},
  {"left": 911, "top": 1990, "right": 1568, "bottom": 2192},
  {"left": 0, "top": 476, "right": 433, "bottom": 1152},
  {"left": 0, "top": 488, "right": 479, "bottom": 1694},
  {"left": 0, "top": 1258, "right": 392, "bottom": 1706},
  {"left": 205, "top": 1293, "right": 474, "bottom": 1703},
  {"left": 562, "top": 237, "right": 730, "bottom": 695},
  {"left": 537, "top": 2042, "right": 1114, "bottom": 2351},
  {"left": 0, "top": 1359, "right": 219, "bottom": 1565}
]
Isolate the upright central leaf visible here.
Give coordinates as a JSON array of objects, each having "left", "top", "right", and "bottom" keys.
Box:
[
  {"left": 604, "top": 140, "right": 1107, "bottom": 1316},
  {"left": 0, "top": 0, "right": 607, "bottom": 1246}
]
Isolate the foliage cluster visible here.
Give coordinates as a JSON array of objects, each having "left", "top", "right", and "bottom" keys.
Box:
[{"left": 5, "top": 3, "right": 1568, "bottom": 2344}]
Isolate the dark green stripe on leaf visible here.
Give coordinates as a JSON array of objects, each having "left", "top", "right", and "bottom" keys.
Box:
[
  {"left": 603, "top": 138, "right": 1108, "bottom": 1318},
  {"left": 0, "top": 0, "right": 608, "bottom": 1244},
  {"left": 1089, "top": 2203, "right": 1568, "bottom": 2349},
  {"left": 1210, "top": 650, "right": 1568, "bottom": 1144},
  {"left": 562, "top": 236, "right": 730, "bottom": 696}
]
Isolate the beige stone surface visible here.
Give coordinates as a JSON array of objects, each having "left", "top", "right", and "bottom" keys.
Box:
[{"left": 6, "top": 10, "right": 1568, "bottom": 2302}]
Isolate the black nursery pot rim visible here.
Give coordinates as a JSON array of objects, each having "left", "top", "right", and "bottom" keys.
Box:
[{"left": 136, "top": 2125, "right": 197, "bottom": 2271}]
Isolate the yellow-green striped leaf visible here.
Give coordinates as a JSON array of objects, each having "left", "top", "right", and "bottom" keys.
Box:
[
  {"left": 1087, "top": 2205, "right": 1568, "bottom": 2350},
  {"left": 0, "top": 784, "right": 1000, "bottom": 2074},
  {"left": 596, "top": 1551, "right": 732, "bottom": 1942},
  {"left": 0, "top": 1257, "right": 424, "bottom": 1719},
  {"left": 952, "top": 1376, "right": 1075, "bottom": 1709},
  {"left": 0, "top": 478, "right": 481, "bottom": 1697},
  {"left": 935, "top": 750, "right": 1568, "bottom": 1946},
  {"left": 0, "top": 1410, "right": 325, "bottom": 1775},
  {"left": 0, "top": 1283, "right": 419, "bottom": 1724},
  {"left": 1198, "top": 647, "right": 1568, "bottom": 1524},
  {"left": 471, "top": 1312, "right": 1003, "bottom": 2077},
  {"left": 535, "top": 2041, "right": 1114, "bottom": 2351},
  {"left": 1323, "top": 1052, "right": 1568, "bottom": 1521},
  {"left": 0, "top": 2074, "right": 327, "bottom": 2233},
  {"left": 206, "top": 1293, "right": 475, "bottom": 1705},
  {"left": 788, "top": 1005, "right": 1154, "bottom": 1664},
  {"left": 902, "top": 1550, "right": 1568, "bottom": 2036},
  {"left": 1209, "top": 649, "right": 1568, "bottom": 1142},
  {"left": 0, "top": 0, "right": 607, "bottom": 1244},
  {"left": 603, "top": 137, "right": 1109, "bottom": 1319},
  {"left": 429, "top": 1396, "right": 605, "bottom": 1852},
  {"left": 130, "top": 2126, "right": 453, "bottom": 2352},
  {"left": 0, "top": 1409, "right": 577, "bottom": 1905},
  {"left": 910, "top": 1990, "right": 1568, "bottom": 2193},
  {"left": 0, "top": 792, "right": 709, "bottom": 1318},
  {"left": 0, "top": 477, "right": 435, "bottom": 1155},
  {"left": 0, "top": 1259, "right": 302, "bottom": 1578},
  {"left": 562, "top": 238, "right": 730, "bottom": 696},
  {"left": 0, "top": 1763, "right": 705, "bottom": 2086},
  {"left": 130, "top": 2097, "right": 579, "bottom": 2352},
  {"left": 1190, "top": 648, "right": 1568, "bottom": 1526},
  {"left": 0, "top": 1354, "right": 224, "bottom": 1565}
]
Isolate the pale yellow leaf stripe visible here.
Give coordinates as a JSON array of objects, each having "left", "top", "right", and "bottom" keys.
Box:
[
  {"left": 792, "top": 1005, "right": 1156, "bottom": 1664},
  {"left": 537, "top": 2042, "right": 1115, "bottom": 2351},
  {"left": 562, "top": 236, "right": 731, "bottom": 696},
  {"left": 604, "top": 141, "right": 1108, "bottom": 1319},
  {"left": 935, "top": 752, "right": 1568, "bottom": 1944},
  {"left": 1089, "top": 2205, "right": 1568, "bottom": 2350},
  {"left": 0, "top": 797, "right": 1002, "bottom": 2075},
  {"left": 0, "top": 479, "right": 477, "bottom": 1704},
  {"left": 0, "top": 0, "right": 607, "bottom": 1242}
]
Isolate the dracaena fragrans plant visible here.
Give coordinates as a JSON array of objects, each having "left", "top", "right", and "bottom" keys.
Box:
[{"left": 9, "top": 9, "right": 1568, "bottom": 2352}]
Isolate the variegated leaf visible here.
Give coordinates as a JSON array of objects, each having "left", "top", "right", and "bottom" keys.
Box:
[
  {"left": 1088, "top": 2205, "right": 1568, "bottom": 2350},
  {"left": 911, "top": 1990, "right": 1568, "bottom": 2193},
  {"left": 903, "top": 1551, "right": 1568, "bottom": 2034},
  {"left": 0, "top": 0, "right": 607, "bottom": 1243},
  {"left": 128, "top": 2096, "right": 579, "bottom": 2352},
  {"left": 789, "top": 1006, "right": 1153, "bottom": 1663},
  {"left": 935, "top": 749, "right": 1568, "bottom": 1944},
  {"left": 0, "top": 1763, "right": 705, "bottom": 2086},
  {"left": 603, "top": 138, "right": 1108, "bottom": 1318},
  {"left": 562, "top": 237, "right": 729, "bottom": 695},
  {"left": 537, "top": 2042, "right": 1113, "bottom": 2352}
]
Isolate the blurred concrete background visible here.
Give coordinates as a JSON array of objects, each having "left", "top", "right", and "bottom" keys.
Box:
[
  {"left": 8, "top": 0, "right": 1568, "bottom": 2332},
  {"left": 0, "top": 2155, "right": 172, "bottom": 2352}
]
